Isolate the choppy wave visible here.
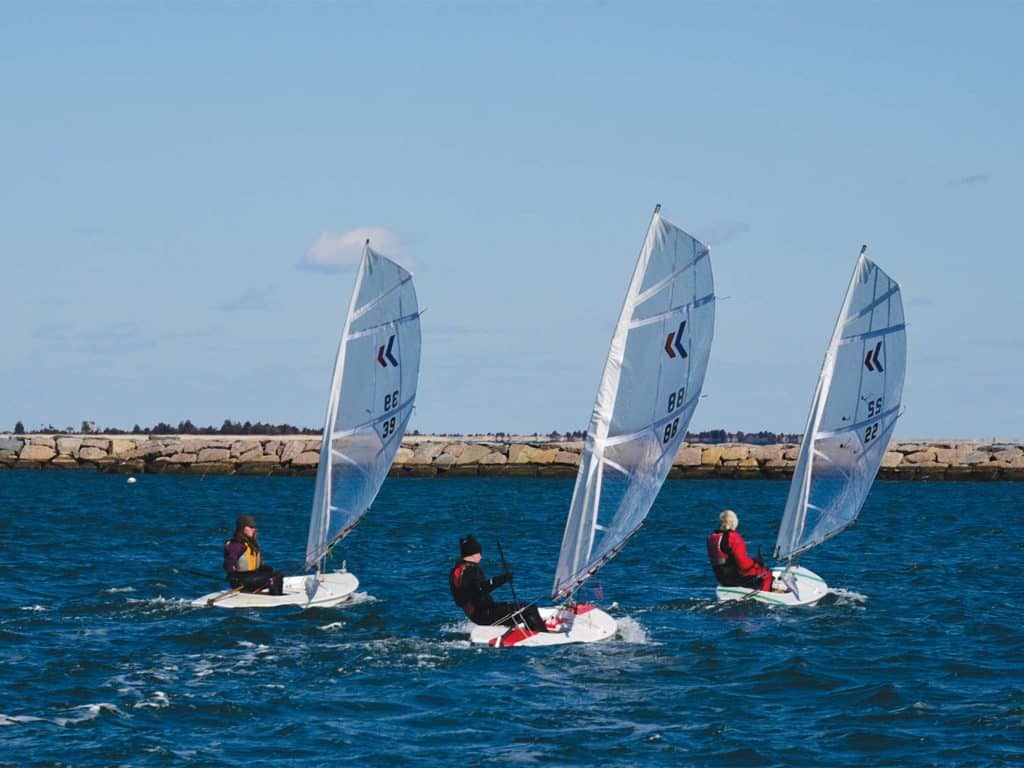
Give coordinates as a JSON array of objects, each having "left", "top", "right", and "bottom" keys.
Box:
[{"left": 0, "top": 473, "right": 1019, "bottom": 766}]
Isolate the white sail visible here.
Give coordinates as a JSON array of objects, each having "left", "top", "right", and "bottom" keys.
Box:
[
  {"left": 774, "top": 248, "right": 906, "bottom": 562},
  {"left": 552, "top": 208, "right": 715, "bottom": 600},
  {"left": 305, "top": 244, "right": 421, "bottom": 570}
]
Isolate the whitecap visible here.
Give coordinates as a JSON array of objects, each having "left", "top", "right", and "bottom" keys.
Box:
[
  {"left": 20, "top": 605, "right": 47, "bottom": 612},
  {"left": 103, "top": 586, "right": 136, "bottom": 594},
  {"left": 0, "top": 713, "right": 47, "bottom": 726},
  {"left": 318, "top": 621, "right": 345, "bottom": 632},
  {"left": 54, "top": 702, "right": 126, "bottom": 727},
  {"left": 133, "top": 691, "right": 170, "bottom": 709}
]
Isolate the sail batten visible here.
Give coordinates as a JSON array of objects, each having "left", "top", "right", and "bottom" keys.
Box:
[
  {"left": 305, "top": 245, "right": 421, "bottom": 570},
  {"left": 345, "top": 311, "right": 421, "bottom": 342},
  {"left": 628, "top": 292, "right": 716, "bottom": 330},
  {"left": 552, "top": 211, "right": 715, "bottom": 600},
  {"left": 633, "top": 250, "right": 709, "bottom": 306},
  {"left": 774, "top": 251, "right": 906, "bottom": 562},
  {"left": 351, "top": 272, "right": 414, "bottom": 318}
]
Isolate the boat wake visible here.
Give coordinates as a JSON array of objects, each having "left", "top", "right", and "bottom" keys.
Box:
[
  {"left": 828, "top": 587, "right": 869, "bottom": 605},
  {"left": 615, "top": 616, "right": 650, "bottom": 644}
]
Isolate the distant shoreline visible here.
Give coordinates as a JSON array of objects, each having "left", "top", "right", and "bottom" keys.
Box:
[{"left": 1, "top": 434, "right": 1021, "bottom": 480}]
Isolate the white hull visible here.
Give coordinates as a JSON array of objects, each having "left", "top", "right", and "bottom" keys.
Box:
[
  {"left": 192, "top": 571, "right": 359, "bottom": 609},
  {"left": 469, "top": 604, "right": 617, "bottom": 647},
  {"left": 715, "top": 565, "right": 828, "bottom": 607}
]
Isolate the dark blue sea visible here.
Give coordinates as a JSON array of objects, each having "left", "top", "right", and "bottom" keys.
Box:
[{"left": 0, "top": 472, "right": 1020, "bottom": 767}]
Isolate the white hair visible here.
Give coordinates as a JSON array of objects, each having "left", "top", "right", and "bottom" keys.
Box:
[{"left": 719, "top": 509, "right": 739, "bottom": 531}]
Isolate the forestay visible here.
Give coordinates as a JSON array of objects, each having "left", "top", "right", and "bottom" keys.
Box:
[
  {"left": 305, "top": 244, "right": 421, "bottom": 570},
  {"left": 774, "top": 249, "right": 906, "bottom": 562},
  {"left": 552, "top": 209, "right": 715, "bottom": 600}
]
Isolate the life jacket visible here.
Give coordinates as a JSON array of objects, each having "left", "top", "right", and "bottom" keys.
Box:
[
  {"left": 449, "top": 560, "right": 476, "bottom": 617},
  {"left": 226, "top": 540, "right": 262, "bottom": 572},
  {"left": 707, "top": 529, "right": 740, "bottom": 586}
]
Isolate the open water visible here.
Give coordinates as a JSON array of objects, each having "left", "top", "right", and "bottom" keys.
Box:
[{"left": 0, "top": 471, "right": 1020, "bottom": 766}]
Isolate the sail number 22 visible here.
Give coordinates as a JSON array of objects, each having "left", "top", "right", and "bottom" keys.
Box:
[{"left": 863, "top": 397, "right": 883, "bottom": 444}]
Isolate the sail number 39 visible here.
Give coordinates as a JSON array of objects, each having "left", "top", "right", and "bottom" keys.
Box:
[{"left": 382, "top": 389, "right": 400, "bottom": 438}]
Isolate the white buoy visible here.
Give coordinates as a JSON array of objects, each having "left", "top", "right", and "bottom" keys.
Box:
[{"left": 126, "top": 476, "right": 137, "bottom": 485}]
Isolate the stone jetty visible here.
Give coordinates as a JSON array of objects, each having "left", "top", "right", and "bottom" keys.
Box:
[{"left": 0, "top": 434, "right": 1022, "bottom": 480}]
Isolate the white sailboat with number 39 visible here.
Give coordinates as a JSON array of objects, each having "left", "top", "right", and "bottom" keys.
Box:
[
  {"left": 716, "top": 247, "right": 906, "bottom": 606},
  {"left": 194, "top": 241, "right": 421, "bottom": 609},
  {"left": 472, "top": 206, "right": 715, "bottom": 646}
]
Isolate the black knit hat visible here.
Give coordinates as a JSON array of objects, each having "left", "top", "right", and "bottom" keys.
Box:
[
  {"left": 460, "top": 534, "right": 482, "bottom": 557},
  {"left": 236, "top": 514, "right": 257, "bottom": 530}
]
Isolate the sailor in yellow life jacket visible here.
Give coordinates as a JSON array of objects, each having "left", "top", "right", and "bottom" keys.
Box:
[{"left": 223, "top": 514, "right": 283, "bottom": 595}]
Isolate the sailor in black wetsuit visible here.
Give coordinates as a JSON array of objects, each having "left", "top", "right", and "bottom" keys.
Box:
[{"left": 449, "top": 534, "right": 548, "bottom": 632}]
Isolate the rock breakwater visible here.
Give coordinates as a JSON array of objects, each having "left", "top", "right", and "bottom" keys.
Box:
[{"left": 1, "top": 434, "right": 1022, "bottom": 480}]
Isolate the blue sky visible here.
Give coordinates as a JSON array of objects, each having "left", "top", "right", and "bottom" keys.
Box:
[{"left": 2, "top": 2, "right": 1021, "bottom": 439}]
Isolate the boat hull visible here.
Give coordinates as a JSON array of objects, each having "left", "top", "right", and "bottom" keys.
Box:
[
  {"left": 469, "top": 604, "right": 617, "bottom": 647},
  {"left": 192, "top": 571, "right": 359, "bottom": 609},
  {"left": 715, "top": 565, "right": 828, "bottom": 607}
]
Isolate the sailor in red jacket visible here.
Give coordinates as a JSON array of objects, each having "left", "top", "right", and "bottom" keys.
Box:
[{"left": 707, "top": 509, "right": 774, "bottom": 592}]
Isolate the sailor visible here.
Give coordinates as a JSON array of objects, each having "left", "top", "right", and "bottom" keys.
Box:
[
  {"left": 449, "top": 534, "right": 548, "bottom": 632},
  {"left": 707, "top": 509, "right": 780, "bottom": 592},
  {"left": 223, "top": 514, "right": 284, "bottom": 595}
]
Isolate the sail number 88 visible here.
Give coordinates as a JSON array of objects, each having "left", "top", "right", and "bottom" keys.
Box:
[
  {"left": 663, "top": 418, "right": 680, "bottom": 444},
  {"left": 667, "top": 386, "right": 685, "bottom": 413}
]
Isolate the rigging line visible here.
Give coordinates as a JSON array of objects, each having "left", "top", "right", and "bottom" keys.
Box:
[
  {"left": 844, "top": 285, "right": 899, "bottom": 324},
  {"left": 838, "top": 322, "right": 906, "bottom": 345},
  {"left": 631, "top": 248, "right": 709, "bottom": 307},
  {"left": 556, "top": 519, "right": 646, "bottom": 601},
  {"left": 784, "top": 515, "right": 862, "bottom": 561},
  {"left": 627, "top": 292, "right": 715, "bottom": 330},
  {"left": 345, "top": 310, "right": 421, "bottom": 342},
  {"left": 303, "top": 527, "right": 351, "bottom": 572},
  {"left": 350, "top": 272, "right": 413, "bottom": 321}
]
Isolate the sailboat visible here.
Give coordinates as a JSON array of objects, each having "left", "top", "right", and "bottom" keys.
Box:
[
  {"left": 716, "top": 247, "right": 906, "bottom": 606},
  {"left": 194, "top": 242, "right": 421, "bottom": 609},
  {"left": 471, "top": 206, "right": 716, "bottom": 646}
]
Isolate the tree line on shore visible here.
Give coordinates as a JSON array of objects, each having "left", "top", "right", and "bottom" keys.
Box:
[{"left": 10, "top": 420, "right": 800, "bottom": 444}]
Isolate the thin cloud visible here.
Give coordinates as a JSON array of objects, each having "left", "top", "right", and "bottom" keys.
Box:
[
  {"left": 299, "top": 226, "right": 401, "bottom": 272},
  {"left": 218, "top": 287, "right": 272, "bottom": 312},
  {"left": 32, "top": 322, "right": 72, "bottom": 341},
  {"left": 904, "top": 297, "right": 934, "bottom": 309},
  {"left": 949, "top": 173, "right": 990, "bottom": 186},
  {"left": 695, "top": 221, "right": 751, "bottom": 246}
]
